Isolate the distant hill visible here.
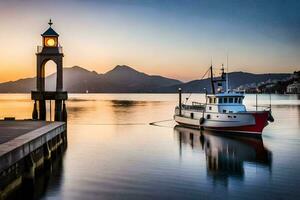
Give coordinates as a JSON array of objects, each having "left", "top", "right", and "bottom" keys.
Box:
[
  {"left": 0, "top": 65, "right": 291, "bottom": 93},
  {"left": 152, "top": 71, "right": 291, "bottom": 93},
  {"left": 0, "top": 65, "right": 182, "bottom": 93}
]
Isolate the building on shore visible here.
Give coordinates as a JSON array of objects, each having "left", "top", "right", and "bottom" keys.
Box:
[{"left": 286, "top": 82, "right": 300, "bottom": 94}]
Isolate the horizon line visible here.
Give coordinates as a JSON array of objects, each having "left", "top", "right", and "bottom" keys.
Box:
[{"left": 0, "top": 64, "right": 297, "bottom": 85}]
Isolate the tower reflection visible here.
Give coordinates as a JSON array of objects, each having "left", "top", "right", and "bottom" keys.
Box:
[{"left": 174, "top": 126, "right": 272, "bottom": 184}]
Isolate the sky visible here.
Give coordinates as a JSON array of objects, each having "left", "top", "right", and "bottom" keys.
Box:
[{"left": 0, "top": 0, "right": 299, "bottom": 82}]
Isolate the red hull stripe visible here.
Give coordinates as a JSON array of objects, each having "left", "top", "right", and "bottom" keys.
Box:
[{"left": 206, "top": 112, "right": 269, "bottom": 133}]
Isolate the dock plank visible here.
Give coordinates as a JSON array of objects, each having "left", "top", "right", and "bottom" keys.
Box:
[{"left": 0, "top": 121, "right": 49, "bottom": 145}]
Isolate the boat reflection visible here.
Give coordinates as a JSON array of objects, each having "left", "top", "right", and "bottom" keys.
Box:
[{"left": 174, "top": 126, "right": 272, "bottom": 183}]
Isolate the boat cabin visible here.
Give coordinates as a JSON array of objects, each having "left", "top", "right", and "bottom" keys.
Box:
[{"left": 206, "top": 93, "right": 246, "bottom": 113}]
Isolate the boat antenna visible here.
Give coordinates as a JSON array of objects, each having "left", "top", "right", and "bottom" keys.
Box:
[
  {"left": 269, "top": 92, "right": 272, "bottom": 111},
  {"left": 226, "top": 53, "right": 229, "bottom": 93}
]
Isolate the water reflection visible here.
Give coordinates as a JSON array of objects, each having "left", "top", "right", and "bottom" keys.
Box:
[
  {"left": 1, "top": 94, "right": 299, "bottom": 199},
  {"left": 174, "top": 126, "right": 272, "bottom": 184},
  {"left": 6, "top": 152, "right": 65, "bottom": 200},
  {"left": 110, "top": 100, "right": 143, "bottom": 107}
]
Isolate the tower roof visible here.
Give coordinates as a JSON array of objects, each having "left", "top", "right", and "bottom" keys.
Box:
[
  {"left": 41, "top": 19, "right": 59, "bottom": 36},
  {"left": 41, "top": 27, "right": 59, "bottom": 37}
]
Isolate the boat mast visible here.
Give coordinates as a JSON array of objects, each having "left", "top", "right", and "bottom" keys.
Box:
[
  {"left": 210, "top": 65, "right": 215, "bottom": 94},
  {"left": 226, "top": 54, "right": 229, "bottom": 93}
]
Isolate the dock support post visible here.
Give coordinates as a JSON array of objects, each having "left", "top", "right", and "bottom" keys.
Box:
[
  {"left": 62, "top": 100, "right": 67, "bottom": 122},
  {"left": 39, "top": 100, "right": 46, "bottom": 120},
  {"left": 256, "top": 93, "right": 258, "bottom": 111},
  {"left": 23, "top": 154, "right": 36, "bottom": 180},
  {"left": 43, "top": 142, "right": 52, "bottom": 168},
  {"left": 178, "top": 88, "right": 182, "bottom": 116},
  {"left": 32, "top": 100, "right": 38, "bottom": 120},
  {"left": 55, "top": 100, "right": 62, "bottom": 121}
]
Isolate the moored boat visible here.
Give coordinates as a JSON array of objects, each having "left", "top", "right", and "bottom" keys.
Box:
[{"left": 174, "top": 65, "right": 274, "bottom": 136}]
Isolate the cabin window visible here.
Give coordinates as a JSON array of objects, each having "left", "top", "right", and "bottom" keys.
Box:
[
  {"left": 234, "top": 98, "right": 238, "bottom": 103},
  {"left": 209, "top": 106, "right": 212, "bottom": 110},
  {"left": 207, "top": 114, "right": 211, "bottom": 119},
  {"left": 213, "top": 98, "right": 216, "bottom": 104},
  {"left": 229, "top": 98, "right": 233, "bottom": 103},
  {"left": 209, "top": 97, "right": 212, "bottom": 104},
  {"left": 190, "top": 113, "right": 194, "bottom": 119},
  {"left": 219, "top": 98, "right": 223, "bottom": 103},
  {"left": 238, "top": 98, "right": 242, "bottom": 103},
  {"left": 224, "top": 98, "right": 228, "bottom": 103},
  {"left": 233, "top": 116, "right": 237, "bottom": 118},
  {"left": 223, "top": 109, "right": 226, "bottom": 113}
]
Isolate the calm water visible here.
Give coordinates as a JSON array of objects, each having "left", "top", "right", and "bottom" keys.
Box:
[{"left": 1, "top": 94, "right": 300, "bottom": 200}]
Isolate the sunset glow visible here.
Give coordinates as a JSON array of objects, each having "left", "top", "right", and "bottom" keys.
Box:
[{"left": 0, "top": 0, "right": 299, "bottom": 83}]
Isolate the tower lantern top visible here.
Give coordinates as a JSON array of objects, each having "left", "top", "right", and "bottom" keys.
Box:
[
  {"left": 41, "top": 19, "right": 59, "bottom": 37},
  {"left": 41, "top": 19, "right": 59, "bottom": 47}
]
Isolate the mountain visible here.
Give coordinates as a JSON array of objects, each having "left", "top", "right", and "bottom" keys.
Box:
[
  {"left": 0, "top": 78, "right": 35, "bottom": 93},
  {"left": 0, "top": 65, "right": 182, "bottom": 93},
  {"left": 102, "top": 65, "right": 182, "bottom": 92},
  {"left": 155, "top": 71, "right": 291, "bottom": 93},
  {"left": 0, "top": 66, "right": 291, "bottom": 93}
]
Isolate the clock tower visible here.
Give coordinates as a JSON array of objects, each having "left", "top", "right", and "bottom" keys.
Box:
[{"left": 31, "top": 19, "right": 68, "bottom": 121}]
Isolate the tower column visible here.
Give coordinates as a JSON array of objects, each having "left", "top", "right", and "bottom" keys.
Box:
[
  {"left": 55, "top": 57, "right": 63, "bottom": 91},
  {"left": 39, "top": 100, "right": 46, "bottom": 120},
  {"left": 36, "top": 56, "right": 44, "bottom": 91}
]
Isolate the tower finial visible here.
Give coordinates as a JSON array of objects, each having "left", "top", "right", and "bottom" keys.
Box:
[{"left": 48, "top": 19, "right": 53, "bottom": 26}]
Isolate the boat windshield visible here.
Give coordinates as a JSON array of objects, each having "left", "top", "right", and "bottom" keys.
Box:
[{"left": 207, "top": 96, "right": 243, "bottom": 104}]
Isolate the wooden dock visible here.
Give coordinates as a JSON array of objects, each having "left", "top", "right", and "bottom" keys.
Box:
[{"left": 0, "top": 120, "right": 67, "bottom": 199}]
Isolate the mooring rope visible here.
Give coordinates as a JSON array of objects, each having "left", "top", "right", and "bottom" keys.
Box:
[
  {"left": 68, "top": 119, "right": 175, "bottom": 128},
  {"left": 69, "top": 122, "right": 146, "bottom": 126},
  {"left": 149, "top": 119, "right": 174, "bottom": 128},
  {"left": 185, "top": 67, "right": 211, "bottom": 103}
]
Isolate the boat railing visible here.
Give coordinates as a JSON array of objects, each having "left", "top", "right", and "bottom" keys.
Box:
[
  {"left": 241, "top": 105, "right": 271, "bottom": 112},
  {"left": 37, "top": 46, "right": 63, "bottom": 54},
  {"left": 191, "top": 101, "right": 206, "bottom": 106},
  {"left": 232, "top": 89, "right": 246, "bottom": 94},
  {"left": 182, "top": 103, "right": 205, "bottom": 111}
]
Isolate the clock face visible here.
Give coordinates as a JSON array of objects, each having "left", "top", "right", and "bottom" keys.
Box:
[
  {"left": 46, "top": 38, "right": 55, "bottom": 46},
  {"left": 45, "top": 37, "right": 57, "bottom": 47}
]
